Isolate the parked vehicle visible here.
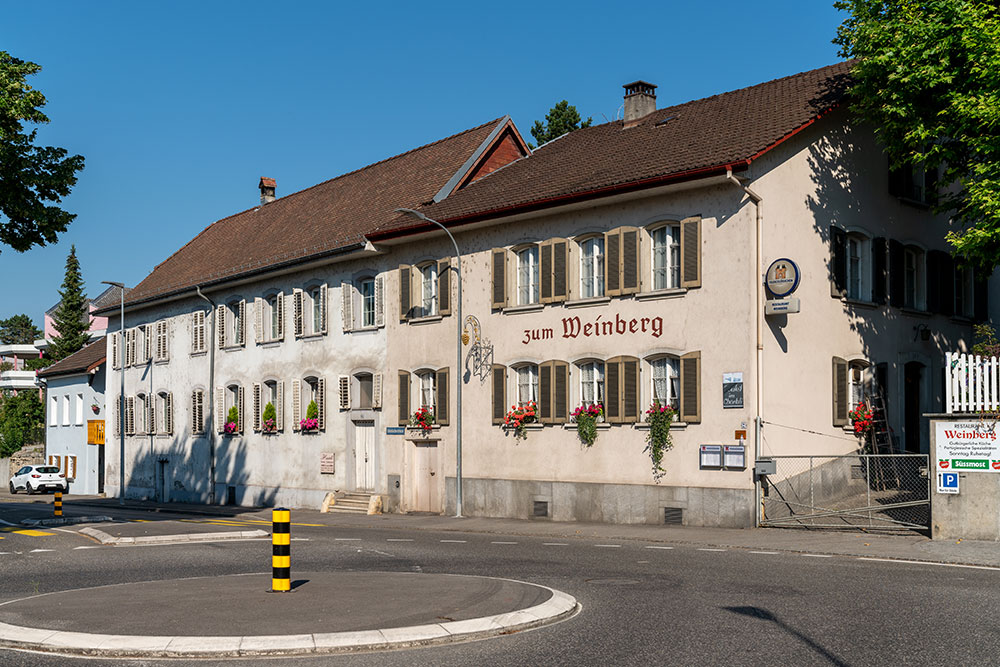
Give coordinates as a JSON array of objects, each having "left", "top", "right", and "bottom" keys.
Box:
[{"left": 8, "top": 465, "right": 68, "bottom": 495}]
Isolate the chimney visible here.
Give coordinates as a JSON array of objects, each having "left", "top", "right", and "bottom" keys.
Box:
[
  {"left": 258, "top": 177, "right": 276, "bottom": 204},
  {"left": 623, "top": 81, "right": 657, "bottom": 127}
]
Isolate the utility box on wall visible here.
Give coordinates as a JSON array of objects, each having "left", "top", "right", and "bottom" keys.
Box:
[{"left": 929, "top": 416, "right": 1000, "bottom": 541}]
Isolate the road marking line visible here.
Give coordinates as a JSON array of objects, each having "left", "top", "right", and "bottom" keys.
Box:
[
  {"left": 594, "top": 544, "right": 621, "bottom": 548},
  {"left": 491, "top": 541, "right": 518, "bottom": 544},
  {"left": 637, "top": 560, "right": 650, "bottom": 564},
  {"left": 29, "top": 549, "right": 54, "bottom": 553},
  {"left": 644, "top": 546, "right": 674, "bottom": 550},
  {"left": 334, "top": 538, "right": 361, "bottom": 541},
  {"left": 802, "top": 554, "right": 833, "bottom": 558},
  {"left": 440, "top": 540, "right": 466, "bottom": 543},
  {"left": 386, "top": 539, "right": 413, "bottom": 542},
  {"left": 11, "top": 530, "right": 54, "bottom": 537},
  {"left": 73, "top": 546, "right": 100, "bottom": 550},
  {"left": 130, "top": 519, "right": 150, "bottom": 523},
  {"left": 291, "top": 538, "right": 310, "bottom": 541},
  {"left": 697, "top": 548, "right": 726, "bottom": 552},
  {"left": 857, "top": 557, "right": 1000, "bottom": 571},
  {"left": 543, "top": 542, "right": 568, "bottom": 546},
  {"left": 749, "top": 551, "right": 779, "bottom": 555},
  {"left": 0, "top": 552, "right": 10, "bottom": 555}
]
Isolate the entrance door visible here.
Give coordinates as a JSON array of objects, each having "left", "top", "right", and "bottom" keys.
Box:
[
  {"left": 410, "top": 442, "right": 440, "bottom": 513},
  {"left": 97, "top": 445, "right": 105, "bottom": 494},
  {"left": 354, "top": 421, "right": 376, "bottom": 491},
  {"left": 904, "top": 362, "right": 924, "bottom": 453}
]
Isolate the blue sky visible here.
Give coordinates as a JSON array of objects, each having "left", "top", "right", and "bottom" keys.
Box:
[{"left": 1, "top": 1, "right": 845, "bottom": 326}]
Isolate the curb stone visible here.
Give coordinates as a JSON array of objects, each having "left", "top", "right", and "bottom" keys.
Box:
[
  {"left": 78, "top": 527, "right": 268, "bottom": 546},
  {"left": 21, "top": 516, "right": 114, "bottom": 528}
]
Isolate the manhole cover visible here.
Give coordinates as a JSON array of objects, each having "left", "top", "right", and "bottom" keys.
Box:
[{"left": 584, "top": 578, "right": 640, "bottom": 586}]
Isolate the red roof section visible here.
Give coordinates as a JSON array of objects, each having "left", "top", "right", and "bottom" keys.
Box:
[{"left": 37, "top": 338, "right": 106, "bottom": 379}]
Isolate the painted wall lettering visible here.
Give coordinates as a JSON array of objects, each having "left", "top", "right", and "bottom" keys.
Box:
[
  {"left": 520, "top": 313, "right": 664, "bottom": 344},
  {"left": 521, "top": 328, "right": 554, "bottom": 345}
]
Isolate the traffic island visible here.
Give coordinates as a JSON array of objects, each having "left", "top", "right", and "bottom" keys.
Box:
[{"left": 0, "top": 571, "right": 578, "bottom": 658}]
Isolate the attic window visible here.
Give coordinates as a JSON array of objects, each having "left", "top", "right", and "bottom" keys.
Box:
[{"left": 655, "top": 115, "right": 678, "bottom": 127}]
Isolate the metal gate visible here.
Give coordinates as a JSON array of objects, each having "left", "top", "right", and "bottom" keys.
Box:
[{"left": 760, "top": 454, "right": 930, "bottom": 531}]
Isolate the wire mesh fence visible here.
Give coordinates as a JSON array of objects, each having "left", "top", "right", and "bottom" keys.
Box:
[{"left": 760, "top": 454, "right": 929, "bottom": 531}]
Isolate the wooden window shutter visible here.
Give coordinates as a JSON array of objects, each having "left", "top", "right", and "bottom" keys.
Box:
[
  {"left": 254, "top": 298, "right": 264, "bottom": 344},
  {"left": 165, "top": 392, "right": 174, "bottom": 435},
  {"left": 398, "top": 265, "right": 412, "bottom": 321},
  {"left": 605, "top": 229, "right": 622, "bottom": 297},
  {"left": 237, "top": 300, "right": 246, "bottom": 346},
  {"left": 621, "top": 227, "right": 640, "bottom": 295},
  {"left": 216, "top": 304, "right": 227, "bottom": 348},
  {"left": 252, "top": 383, "right": 262, "bottom": 432},
  {"left": 317, "top": 377, "right": 326, "bottom": 430},
  {"left": 679, "top": 351, "right": 701, "bottom": 423},
  {"left": 112, "top": 332, "right": 121, "bottom": 369},
  {"left": 940, "top": 254, "right": 955, "bottom": 317},
  {"left": 492, "top": 364, "right": 507, "bottom": 425},
  {"left": 276, "top": 292, "right": 285, "bottom": 340},
  {"left": 237, "top": 385, "right": 245, "bottom": 433},
  {"left": 398, "top": 370, "right": 410, "bottom": 425},
  {"left": 832, "top": 357, "right": 848, "bottom": 426},
  {"left": 113, "top": 398, "right": 120, "bottom": 436},
  {"left": 191, "top": 390, "right": 202, "bottom": 434},
  {"left": 146, "top": 396, "right": 155, "bottom": 435},
  {"left": 553, "top": 360, "right": 569, "bottom": 423},
  {"left": 339, "top": 375, "right": 351, "bottom": 410},
  {"left": 162, "top": 321, "right": 170, "bottom": 361},
  {"left": 438, "top": 258, "right": 452, "bottom": 316},
  {"left": 276, "top": 381, "right": 285, "bottom": 431},
  {"left": 872, "top": 237, "right": 888, "bottom": 305},
  {"left": 374, "top": 276, "right": 385, "bottom": 327},
  {"left": 539, "top": 362, "right": 552, "bottom": 423},
  {"left": 491, "top": 248, "right": 507, "bottom": 309},
  {"left": 341, "top": 282, "right": 353, "bottom": 332},
  {"left": 605, "top": 357, "right": 622, "bottom": 423},
  {"left": 293, "top": 289, "right": 304, "bottom": 337},
  {"left": 540, "top": 241, "right": 553, "bottom": 303},
  {"left": 926, "top": 251, "right": 942, "bottom": 313},
  {"left": 975, "top": 273, "right": 989, "bottom": 322},
  {"left": 372, "top": 373, "right": 383, "bottom": 409},
  {"left": 888, "top": 239, "right": 904, "bottom": 307},
  {"left": 830, "top": 226, "right": 847, "bottom": 298},
  {"left": 126, "top": 396, "right": 135, "bottom": 435},
  {"left": 551, "top": 239, "right": 568, "bottom": 302},
  {"left": 318, "top": 284, "right": 329, "bottom": 334},
  {"left": 435, "top": 367, "right": 450, "bottom": 426},
  {"left": 622, "top": 356, "right": 640, "bottom": 423},
  {"left": 215, "top": 387, "right": 225, "bottom": 434},
  {"left": 680, "top": 216, "right": 702, "bottom": 289},
  {"left": 291, "top": 379, "right": 301, "bottom": 431}
]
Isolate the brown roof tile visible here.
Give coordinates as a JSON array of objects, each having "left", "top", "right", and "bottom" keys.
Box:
[
  {"left": 37, "top": 338, "right": 106, "bottom": 379},
  {"left": 374, "top": 61, "right": 853, "bottom": 235},
  {"left": 117, "top": 118, "right": 506, "bottom": 309}
]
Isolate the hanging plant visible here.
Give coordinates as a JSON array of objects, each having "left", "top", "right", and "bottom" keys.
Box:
[
  {"left": 91, "top": 403, "right": 100, "bottom": 415},
  {"left": 503, "top": 401, "right": 537, "bottom": 440},
  {"left": 300, "top": 400, "right": 319, "bottom": 431},
  {"left": 410, "top": 407, "right": 435, "bottom": 432},
  {"left": 848, "top": 404, "right": 873, "bottom": 437},
  {"left": 224, "top": 405, "right": 240, "bottom": 435},
  {"left": 261, "top": 402, "right": 277, "bottom": 433},
  {"left": 571, "top": 403, "right": 603, "bottom": 447},
  {"left": 644, "top": 401, "right": 676, "bottom": 483}
]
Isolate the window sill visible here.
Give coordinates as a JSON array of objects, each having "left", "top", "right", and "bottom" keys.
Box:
[
  {"left": 951, "top": 315, "right": 976, "bottom": 324},
  {"left": 843, "top": 298, "right": 878, "bottom": 310},
  {"left": 565, "top": 296, "right": 611, "bottom": 309},
  {"left": 634, "top": 422, "right": 687, "bottom": 430},
  {"left": 900, "top": 307, "right": 930, "bottom": 318},
  {"left": 563, "top": 422, "right": 611, "bottom": 429},
  {"left": 635, "top": 288, "right": 686, "bottom": 301},
  {"left": 349, "top": 325, "right": 384, "bottom": 333},
  {"left": 296, "top": 333, "right": 326, "bottom": 341},
  {"left": 189, "top": 350, "right": 207, "bottom": 357},
  {"left": 222, "top": 344, "right": 246, "bottom": 351},
  {"left": 502, "top": 303, "right": 545, "bottom": 315},
  {"left": 408, "top": 315, "right": 444, "bottom": 325},
  {"left": 895, "top": 196, "right": 932, "bottom": 209},
  {"left": 259, "top": 339, "right": 283, "bottom": 347}
]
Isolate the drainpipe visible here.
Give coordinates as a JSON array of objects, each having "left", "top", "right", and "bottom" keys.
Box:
[
  {"left": 195, "top": 286, "right": 217, "bottom": 505},
  {"left": 726, "top": 168, "right": 763, "bottom": 527}
]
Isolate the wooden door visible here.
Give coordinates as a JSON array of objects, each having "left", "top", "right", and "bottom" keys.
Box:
[{"left": 354, "top": 420, "right": 376, "bottom": 491}]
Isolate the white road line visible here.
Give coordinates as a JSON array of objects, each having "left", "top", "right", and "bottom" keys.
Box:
[
  {"left": 857, "top": 557, "right": 1000, "bottom": 571},
  {"left": 0, "top": 552, "right": 10, "bottom": 555},
  {"left": 697, "top": 548, "right": 726, "bottom": 552},
  {"left": 291, "top": 538, "right": 310, "bottom": 541},
  {"left": 491, "top": 541, "right": 518, "bottom": 544},
  {"left": 73, "top": 546, "right": 100, "bottom": 550},
  {"left": 334, "top": 538, "right": 361, "bottom": 541},
  {"left": 802, "top": 554, "right": 833, "bottom": 558},
  {"left": 644, "top": 545, "right": 674, "bottom": 550},
  {"left": 386, "top": 539, "right": 414, "bottom": 542},
  {"left": 440, "top": 540, "right": 467, "bottom": 543},
  {"left": 29, "top": 549, "right": 54, "bottom": 553},
  {"left": 594, "top": 544, "right": 621, "bottom": 548},
  {"left": 543, "top": 542, "right": 568, "bottom": 546},
  {"left": 749, "top": 551, "right": 779, "bottom": 555}
]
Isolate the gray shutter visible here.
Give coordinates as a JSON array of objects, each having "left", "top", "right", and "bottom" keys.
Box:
[
  {"left": 492, "top": 364, "right": 507, "bottom": 425},
  {"left": 112, "top": 332, "right": 120, "bottom": 369},
  {"left": 372, "top": 373, "right": 383, "bottom": 409},
  {"left": 217, "top": 304, "right": 226, "bottom": 348},
  {"left": 621, "top": 227, "right": 640, "bottom": 295},
  {"left": 491, "top": 248, "right": 507, "bottom": 309},
  {"left": 237, "top": 385, "right": 245, "bottom": 433},
  {"left": 680, "top": 216, "right": 701, "bottom": 288},
  {"left": 679, "top": 351, "right": 701, "bottom": 423},
  {"left": 435, "top": 368, "right": 449, "bottom": 426},
  {"left": 339, "top": 375, "right": 351, "bottom": 410},
  {"left": 605, "top": 230, "right": 622, "bottom": 297},
  {"left": 252, "top": 383, "right": 261, "bottom": 432},
  {"left": 293, "top": 289, "right": 304, "bottom": 337},
  {"left": 832, "top": 357, "right": 848, "bottom": 426},
  {"left": 605, "top": 357, "right": 622, "bottom": 423},
  {"left": 622, "top": 356, "right": 640, "bottom": 423},
  {"left": 398, "top": 370, "right": 411, "bottom": 426},
  {"left": 374, "top": 276, "right": 385, "bottom": 327},
  {"left": 255, "top": 298, "right": 263, "bottom": 344},
  {"left": 341, "top": 282, "right": 353, "bottom": 332},
  {"left": 318, "top": 284, "right": 328, "bottom": 334},
  {"left": 438, "top": 258, "right": 451, "bottom": 316},
  {"left": 113, "top": 397, "right": 120, "bottom": 436},
  {"left": 552, "top": 239, "right": 568, "bottom": 302},
  {"left": 276, "top": 292, "right": 285, "bottom": 340},
  {"left": 830, "top": 226, "right": 847, "bottom": 298},
  {"left": 237, "top": 300, "right": 246, "bottom": 346},
  {"left": 126, "top": 396, "right": 135, "bottom": 435},
  {"left": 553, "top": 361, "right": 569, "bottom": 423},
  {"left": 292, "top": 380, "right": 301, "bottom": 431},
  {"left": 317, "top": 377, "right": 326, "bottom": 430},
  {"left": 146, "top": 396, "right": 155, "bottom": 435},
  {"left": 165, "top": 392, "right": 173, "bottom": 435},
  {"left": 889, "top": 239, "right": 904, "bottom": 307},
  {"left": 539, "top": 362, "right": 552, "bottom": 423},
  {"left": 191, "top": 390, "right": 201, "bottom": 435},
  {"left": 399, "top": 265, "right": 412, "bottom": 321},
  {"left": 215, "top": 387, "right": 225, "bottom": 434},
  {"left": 872, "top": 237, "right": 888, "bottom": 304},
  {"left": 540, "top": 242, "right": 553, "bottom": 303},
  {"left": 276, "top": 381, "right": 284, "bottom": 431}
]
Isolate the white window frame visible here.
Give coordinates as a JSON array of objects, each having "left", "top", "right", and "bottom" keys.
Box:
[
  {"left": 515, "top": 364, "right": 539, "bottom": 406},
  {"left": 417, "top": 370, "right": 436, "bottom": 412},
  {"left": 420, "top": 264, "right": 438, "bottom": 317},
  {"left": 267, "top": 294, "right": 281, "bottom": 341},
  {"left": 578, "top": 360, "right": 605, "bottom": 408},
  {"left": 649, "top": 356, "right": 679, "bottom": 408},
  {"left": 848, "top": 360, "right": 870, "bottom": 412},
  {"left": 516, "top": 246, "right": 540, "bottom": 306},
  {"left": 846, "top": 233, "right": 870, "bottom": 301},
  {"left": 360, "top": 278, "right": 376, "bottom": 328},
  {"left": 651, "top": 224, "right": 681, "bottom": 291},
  {"left": 579, "top": 236, "right": 605, "bottom": 298},
  {"left": 227, "top": 300, "right": 241, "bottom": 344}
]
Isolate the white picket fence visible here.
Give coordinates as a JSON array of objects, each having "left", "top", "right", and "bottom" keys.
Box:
[{"left": 946, "top": 352, "right": 1000, "bottom": 414}]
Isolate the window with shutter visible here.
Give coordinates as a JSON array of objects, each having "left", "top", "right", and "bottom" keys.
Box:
[
  {"left": 252, "top": 383, "right": 261, "bottom": 432},
  {"left": 435, "top": 368, "right": 449, "bottom": 425},
  {"left": 621, "top": 227, "right": 640, "bottom": 295},
  {"left": 276, "top": 381, "right": 285, "bottom": 431},
  {"left": 579, "top": 237, "right": 605, "bottom": 298},
  {"left": 237, "top": 300, "right": 246, "bottom": 345},
  {"left": 650, "top": 224, "right": 681, "bottom": 290},
  {"left": 540, "top": 242, "right": 553, "bottom": 303},
  {"left": 553, "top": 361, "right": 569, "bottom": 423},
  {"left": 342, "top": 282, "right": 353, "bottom": 332},
  {"left": 276, "top": 292, "right": 285, "bottom": 340},
  {"left": 679, "top": 351, "right": 701, "bottom": 423},
  {"left": 126, "top": 396, "right": 135, "bottom": 435},
  {"left": 438, "top": 258, "right": 451, "bottom": 316},
  {"left": 255, "top": 298, "right": 264, "bottom": 344},
  {"left": 191, "top": 390, "right": 203, "bottom": 435},
  {"left": 147, "top": 396, "right": 155, "bottom": 436},
  {"left": 888, "top": 239, "right": 904, "bottom": 307},
  {"left": 605, "top": 231, "right": 621, "bottom": 297},
  {"left": 372, "top": 373, "right": 383, "bottom": 409},
  {"left": 293, "top": 289, "right": 304, "bottom": 337},
  {"left": 492, "top": 248, "right": 508, "bottom": 309},
  {"left": 605, "top": 357, "right": 621, "bottom": 423},
  {"left": 872, "top": 237, "right": 888, "bottom": 304},
  {"left": 374, "top": 276, "right": 385, "bottom": 327},
  {"left": 165, "top": 392, "right": 173, "bottom": 435},
  {"left": 399, "top": 265, "right": 412, "bottom": 321},
  {"left": 398, "top": 370, "right": 410, "bottom": 425},
  {"left": 316, "top": 377, "right": 326, "bottom": 430},
  {"left": 318, "top": 284, "right": 328, "bottom": 334},
  {"left": 237, "top": 386, "right": 245, "bottom": 433},
  {"left": 552, "top": 239, "right": 568, "bottom": 302},
  {"left": 339, "top": 375, "right": 350, "bottom": 410},
  {"left": 215, "top": 387, "right": 225, "bottom": 434},
  {"left": 539, "top": 362, "right": 552, "bottom": 423},
  {"left": 832, "top": 357, "right": 848, "bottom": 426},
  {"left": 622, "top": 357, "right": 639, "bottom": 422},
  {"left": 491, "top": 364, "right": 507, "bottom": 425},
  {"left": 192, "top": 310, "right": 206, "bottom": 353},
  {"left": 216, "top": 304, "right": 227, "bottom": 348},
  {"left": 291, "top": 379, "right": 301, "bottom": 431},
  {"left": 680, "top": 216, "right": 702, "bottom": 289},
  {"left": 112, "top": 332, "right": 121, "bottom": 369},
  {"left": 114, "top": 398, "right": 120, "bottom": 436}
]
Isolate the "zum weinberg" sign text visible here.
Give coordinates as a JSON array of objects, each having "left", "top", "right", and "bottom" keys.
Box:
[{"left": 522, "top": 314, "right": 664, "bottom": 345}]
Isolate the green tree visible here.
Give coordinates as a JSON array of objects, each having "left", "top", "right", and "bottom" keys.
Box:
[
  {"left": 530, "top": 100, "right": 592, "bottom": 148},
  {"left": 833, "top": 1, "right": 1000, "bottom": 269},
  {"left": 0, "top": 314, "right": 41, "bottom": 345},
  {"left": 0, "top": 391, "right": 45, "bottom": 457},
  {"left": 0, "top": 51, "right": 85, "bottom": 254},
  {"left": 48, "top": 245, "right": 90, "bottom": 361}
]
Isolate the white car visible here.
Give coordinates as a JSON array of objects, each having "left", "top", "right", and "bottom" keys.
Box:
[{"left": 8, "top": 465, "right": 68, "bottom": 495}]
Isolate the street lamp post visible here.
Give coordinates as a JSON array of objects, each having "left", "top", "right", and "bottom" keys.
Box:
[
  {"left": 102, "top": 280, "right": 126, "bottom": 505},
  {"left": 395, "top": 208, "right": 463, "bottom": 518}
]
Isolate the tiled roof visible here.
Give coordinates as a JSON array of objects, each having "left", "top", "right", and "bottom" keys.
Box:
[
  {"left": 373, "top": 61, "right": 853, "bottom": 235},
  {"left": 113, "top": 118, "right": 507, "bottom": 310},
  {"left": 91, "top": 284, "right": 131, "bottom": 310},
  {"left": 37, "top": 338, "right": 106, "bottom": 379}
]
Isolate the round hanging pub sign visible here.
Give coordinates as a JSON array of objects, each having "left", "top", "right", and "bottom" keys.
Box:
[{"left": 765, "top": 258, "right": 800, "bottom": 298}]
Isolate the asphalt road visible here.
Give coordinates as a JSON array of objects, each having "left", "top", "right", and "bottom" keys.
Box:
[{"left": 0, "top": 496, "right": 998, "bottom": 666}]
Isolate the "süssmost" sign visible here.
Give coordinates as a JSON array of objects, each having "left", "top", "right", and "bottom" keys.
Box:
[{"left": 935, "top": 422, "right": 1000, "bottom": 473}]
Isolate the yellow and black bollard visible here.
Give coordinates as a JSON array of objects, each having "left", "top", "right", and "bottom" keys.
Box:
[
  {"left": 271, "top": 507, "right": 290, "bottom": 592},
  {"left": 53, "top": 492, "right": 63, "bottom": 517}
]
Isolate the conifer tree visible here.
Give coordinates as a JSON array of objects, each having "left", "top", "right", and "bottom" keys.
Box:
[{"left": 48, "top": 245, "right": 90, "bottom": 360}]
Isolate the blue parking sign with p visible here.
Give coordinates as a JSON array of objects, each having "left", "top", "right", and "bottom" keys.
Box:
[{"left": 937, "top": 472, "right": 959, "bottom": 494}]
